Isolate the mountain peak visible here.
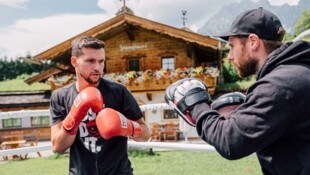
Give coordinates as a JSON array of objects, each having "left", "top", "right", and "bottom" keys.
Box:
[{"left": 198, "top": 0, "right": 309, "bottom": 36}]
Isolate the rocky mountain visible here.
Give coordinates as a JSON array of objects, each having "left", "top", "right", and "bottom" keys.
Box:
[{"left": 198, "top": 0, "right": 310, "bottom": 36}]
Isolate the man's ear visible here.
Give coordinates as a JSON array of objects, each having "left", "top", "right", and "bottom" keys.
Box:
[
  {"left": 248, "top": 34, "right": 260, "bottom": 51},
  {"left": 71, "top": 56, "right": 77, "bottom": 67}
]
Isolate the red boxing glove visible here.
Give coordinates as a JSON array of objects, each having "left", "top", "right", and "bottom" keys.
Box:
[
  {"left": 62, "top": 87, "right": 103, "bottom": 134},
  {"left": 96, "top": 108, "right": 142, "bottom": 140}
]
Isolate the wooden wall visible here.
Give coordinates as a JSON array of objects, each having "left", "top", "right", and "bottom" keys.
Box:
[
  {"left": 0, "top": 127, "right": 51, "bottom": 142},
  {"left": 105, "top": 29, "right": 193, "bottom": 73}
]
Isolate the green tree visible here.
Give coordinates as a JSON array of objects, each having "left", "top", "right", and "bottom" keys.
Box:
[
  {"left": 294, "top": 10, "right": 310, "bottom": 36},
  {"left": 0, "top": 56, "right": 45, "bottom": 81},
  {"left": 283, "top": 32, "right": 295, "bottom": 42}
]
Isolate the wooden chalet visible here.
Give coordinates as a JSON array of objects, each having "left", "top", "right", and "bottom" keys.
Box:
[{"left": 25, "top": 9, "right": 220, "bottom": 91}]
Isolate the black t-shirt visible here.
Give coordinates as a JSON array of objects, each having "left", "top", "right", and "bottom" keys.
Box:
[{"left": 50, "top": 78, "right": 143, "bottom": 175}]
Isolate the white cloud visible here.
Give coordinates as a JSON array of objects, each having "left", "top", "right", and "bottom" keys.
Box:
[
  {"left": 97, "top": 0, "right": 240, "bottom": 30},
  {"left": 3, "top": 0, "right": 242, "bottom": 59},
  {"left": 0, "top": 0, "right": 28, "bottom": 8},
  {"left": 268, "top": 0, "right": 300, "bottom": 6},
  {"left": 0, "top": 0, "right": 302, "bottom": 59},
  {"left": 0, "top": 13, "right": 108, "bottom": 58}
]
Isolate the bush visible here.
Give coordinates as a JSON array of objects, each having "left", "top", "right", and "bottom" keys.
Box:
[
  {"left": 222, "top": 57, "right": 253, "bottom": 83},
  {"left": 128, "top": 148, "right": 159, "bottom": 157},
  {"left": 222, "top": 57, "right": 241, "bottom": 83}
]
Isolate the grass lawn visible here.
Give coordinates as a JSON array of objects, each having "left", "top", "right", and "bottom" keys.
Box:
[
  {"left": 0, "top": 151, "right": 261, "bottom": 175},
  {"left": 0, "top": 74, "right": 50, "bottom": 92}
]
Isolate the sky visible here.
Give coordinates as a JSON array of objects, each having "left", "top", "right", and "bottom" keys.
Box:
[{"left": 0, "top": 0, "right": 300, "bottom": 59}]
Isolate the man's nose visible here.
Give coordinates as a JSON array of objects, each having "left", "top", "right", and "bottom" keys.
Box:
[
  {"left": 227, "top": 50, "right": 234, "bottom": 61},
  {"left": 93, "top": 61, "right": 101, "bottom": 70}
]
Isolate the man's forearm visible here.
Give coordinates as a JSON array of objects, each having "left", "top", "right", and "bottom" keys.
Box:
[{"left": 51, "top": 122, "right": 76, "bottom": 153}]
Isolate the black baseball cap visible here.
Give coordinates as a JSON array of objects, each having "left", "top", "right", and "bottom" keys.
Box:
[{"left": 214, "top": 7, "right": 285, "bottom": 41}]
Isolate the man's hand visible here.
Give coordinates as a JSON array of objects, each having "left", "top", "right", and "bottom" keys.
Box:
[
  {"left": 211, "top": 92, "right": 245, "bottom": 119},
  {"left": 62, "top": 87, "right": 103, "bottom": 134},
  {"left": 165, "top": 78, "right": 211, "bottom": 127},
  {"left": 96, "top": 108, "right": 142, "bottom": 140}
]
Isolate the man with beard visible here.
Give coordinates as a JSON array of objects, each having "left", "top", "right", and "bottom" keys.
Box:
[
  {"left": 165, "top": 7, "right": 310, "bottom": 175},
  {"left": 50, "top": 36, "right": 150, "bottom": 175}
]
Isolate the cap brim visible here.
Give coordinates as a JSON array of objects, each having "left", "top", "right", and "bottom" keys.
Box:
[{"left": 212, "top": 31, "right": 237, "bottom": 41}]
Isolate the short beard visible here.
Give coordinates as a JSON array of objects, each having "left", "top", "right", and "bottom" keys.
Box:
[
  {"left": 83, "top": 74, "right": 100, "bottom": 84},
  {"left": 237, "top": 48, "right": 258, "bottom": 78},
  {"left": 78, "top": 67, "right": 100, "bottom": 84},
  {"left": 238, "top": 58, "right": 257, "bottom": 78}
]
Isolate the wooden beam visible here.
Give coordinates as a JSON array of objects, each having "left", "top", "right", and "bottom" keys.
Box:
[{"left": 125, "top": 25, "right": 135, "bottom": 41}]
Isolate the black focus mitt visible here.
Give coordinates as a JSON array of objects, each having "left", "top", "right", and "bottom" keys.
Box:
[{"left": 165, "top": 78, "right": 211, "bottom": 126}]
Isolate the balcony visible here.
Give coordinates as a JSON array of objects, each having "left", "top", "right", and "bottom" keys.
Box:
[
  {"left": 47, "top": 67, "right": 219, "bottom": 95},
  {"left": 104, "top": 67, "right": 219, "bottom": 94}
]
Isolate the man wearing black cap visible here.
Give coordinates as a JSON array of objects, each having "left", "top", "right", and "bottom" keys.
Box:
[{"left": 165, "top": 7, "right": 310, "bottom": 175}]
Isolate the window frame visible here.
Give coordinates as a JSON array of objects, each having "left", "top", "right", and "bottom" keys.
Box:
[
  {"left": 163, "top": 109, "right": 178, "bottom": 119},
  {"left": 128, "top": 59, "right": 140, "bottom": 71},
  {"left": 2, "top": 118, "right": 22, "bottom": 128},
  {"left": 31, "top": 116, "right": 50, "bottom": 127},
  {"left": 161, "top": 56, "right": 175, "bottom": 70}
]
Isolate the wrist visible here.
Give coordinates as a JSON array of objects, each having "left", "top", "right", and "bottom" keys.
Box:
[
  {"left": 62, "top": 114, "right": 79, "bottom": 135},
  {"left": 131, "top": 121, "right": 142, "bottom": 138},
  {"left": 190, "top": 102, "right": 212, "bottom": 123}
]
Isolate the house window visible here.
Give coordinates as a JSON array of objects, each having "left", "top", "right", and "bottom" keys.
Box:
[
  {"left": 31, "top": 116, "right": 50, "bottom": 126},
  {"left": 162, "top": 57, "right": 175, "bottom": 70},
  {"left": 2, "top": 118, "right": 22, "bottom": 128},
  {"left": 128, "top": 59, "right": 140, "bottom": 71},
  {"left": 163, "top": 109, "right": 178, "bottom": 119}
]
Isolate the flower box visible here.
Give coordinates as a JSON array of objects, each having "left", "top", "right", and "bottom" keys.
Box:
[{"left": 125, "top": 76, "right": 217, "bottom": 95}]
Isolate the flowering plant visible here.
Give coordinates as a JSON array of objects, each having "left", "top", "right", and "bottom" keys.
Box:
[{"left": 103, "top": 66, "right": 219, "bottom": 85}]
